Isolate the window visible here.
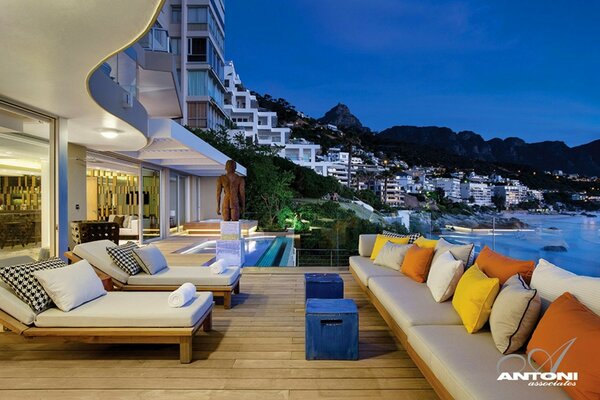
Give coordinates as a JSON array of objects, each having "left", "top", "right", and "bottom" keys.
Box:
[
  {"left": 171, "top": 6, "right": 181, "bottom": 23},
  {"left": 170, "top": 37, "right": 180, "bottom": 55},
  {"left": 187, "top": 102, "right": 208, "bottom": 128},
  {"left": 187, "top": 37, "right": 207, "bottom": 62},
  {"left": 188, "top": 6, "right": 208, "bottom": 23},
  {"left": 187, "top": 70, "right": 208, "bottom": 96}
]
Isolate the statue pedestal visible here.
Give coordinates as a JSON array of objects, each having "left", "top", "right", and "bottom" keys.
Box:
[{"left": 216, "top": 221, "right": 245, "bottom": 267}]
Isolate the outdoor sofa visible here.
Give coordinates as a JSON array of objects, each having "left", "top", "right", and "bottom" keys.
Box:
[
  {"left": 0, "top": 256, "right": 213, "bottom": 364},
  {"left": 65, "top": 240, "right": 241, "bottom": 309},
  {"left": 350, "top": 234, "right": 598, "bottom": 400}
]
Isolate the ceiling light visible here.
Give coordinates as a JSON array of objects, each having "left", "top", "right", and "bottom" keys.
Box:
[{"left": 97, "top": 128, "right": 123, "bottom": 139}]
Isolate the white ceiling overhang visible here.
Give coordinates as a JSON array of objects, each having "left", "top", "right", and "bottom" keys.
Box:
[
  {"left": 0, "top": 0, "right": 164, "bottom": 151},
  {"left": 125, "top": 119, "right": 246, "bottom": 177}
]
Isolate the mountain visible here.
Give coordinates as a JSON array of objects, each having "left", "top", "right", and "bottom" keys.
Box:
[
  {"left": 318, "top": 103, "right": 368, "bottom": 132},
  {"left": 376, "top": 126, "right": 600, "bottom": 176}
]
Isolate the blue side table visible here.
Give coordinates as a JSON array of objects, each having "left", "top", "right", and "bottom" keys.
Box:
[
  {"left": 305, "top": 298, "right": 359, "bottom": 360},
  {"left": 305, "top": 273, "right": 344, "bottom": 300}
]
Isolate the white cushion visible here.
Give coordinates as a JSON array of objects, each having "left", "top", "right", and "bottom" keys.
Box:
[
  {"left": 373, "top": 242, "right": 411, "bottom": 270},
  {"left": 123, "top": 215, "right": 131, "bottom": 229},
  {"left": 358, "top": 234, "right": 377, "bottom": 257},
  {"left": 349, "top": 256, "right": 401, "bottom": 287},
  {"left": 490, "top": 274, "right": 540, "bottom": 354},
  {"left": 132, "top": 245, "right": 168, "bottom": 275},
  {"left": 127, "top": 266, "right": 240, "bottom": 286},
  {"left": 33, "top": 260, "right": 106, "bottom": 312},
  {"left": 531, "top": 259, "right": 600, "bottom": 314},
  {"left": 434, "top": 238, "right": 474, "bottom": 265},
  {"left": 73, "top": 240, "right": 130, "bottom": 283},
  {"left": 369, "top": 276, "right": 462, "bottom": 331},
  {"left": 35, "top": 292, "right": 213, "bottom": 328},
  {"left": 407, "top": 325, "right": 570, "bottom": 400},
  {"left": 426, "top": 250, "right": 464, "bottom": 302},
  {"left": 0, "top": 280, "right": 36, "bottom": 325},
  {"left": 107, "top": 215, "right": 116, "bottom": 222}
]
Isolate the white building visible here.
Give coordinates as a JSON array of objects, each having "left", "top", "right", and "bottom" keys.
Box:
[
  {"left": 460, "top": 182, "right": 492, "bottom": 206},
  {"left": 493, "top": 185, "right": 527, "bottom": 207},
  {"left": 433, "top": 178, "right": 461, "bottom": 202}
]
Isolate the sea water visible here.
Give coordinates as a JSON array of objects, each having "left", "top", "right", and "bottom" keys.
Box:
[{"left": 440, "top": 212, "right": 600, "bottom": 277}]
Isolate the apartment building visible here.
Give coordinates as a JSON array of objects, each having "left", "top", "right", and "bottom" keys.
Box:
[
  {"left": 460, "top": 182, "right": 493, "bottom": 206},
  {"left": 493, "top": 185, "right": 528, "bottom": 207},
  {"left": 167, "top": 0, "right": 227, "bottom": 130},
  {"left": 433, "top": 178, "right": 462, "bottom": 202}
]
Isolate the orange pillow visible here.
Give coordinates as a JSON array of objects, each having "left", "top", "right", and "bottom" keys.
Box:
[
  {"left": 401, "top": 245, "right": 435, "bottom": 283},
  {"left": 475, "top": 246, "right": 535, "bottom": 284},
  {"left": 527, "top": 292, "right": 600, "bottom": 400}
]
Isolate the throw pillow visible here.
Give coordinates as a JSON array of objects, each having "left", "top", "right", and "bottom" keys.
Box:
[
  {"left": 475, "top": 246, "right": 535, "bottom": 284},
  {"left": 531, "top": 258, "right": 600, "bottom": 315},
  {"left": 490, "top": 274, "right": 541, "bottom": 354},
  {"left": 33, "top": 260, "right": 106, "bottom": 312},
  {"left": 106, "top": 242, "right": 141, "bottom": 275},
  {"left": 426, "top": 250, "right": 465, "bottom": 302},
  {"left": 373, "top": 242, "right": 412, "bottom": 271},
  {"left": 382, "top": 230, "right": 422, "bottom": 244},
  {"left": 452, "top": 264, "right": 500, "bottom": 333},
  {"left": 400, "top": 245, "right": 435, "bottom": 283},
  {"left": 132, "top": 244, "right": 168, "bottom": 275},
  {"left": 433, "top": 237, "right": 474, "bottom": 266},
  {"left": 0, "top": 257, "right": 67, "bottom": 313},
  {"left": 414, "top": 236, "right": 438, "bottom": 249},
  {"left": 527, "top": 292, "right": 600, "bottom": 400},
  {"left": 370, "top": 235, "right": 410, "bottom": 260},
  {"left": 113, "top": 215, "right": 125, "bottom": 228}
]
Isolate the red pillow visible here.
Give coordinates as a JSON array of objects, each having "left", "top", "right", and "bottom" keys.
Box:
[
  {"left": 400, "top": 245, "right": 435, "bottom": 283},
  {"left": 527, "top": 292, "right": 600, "bottom": 400},
  {"left": 475, "top": 246, "right": 535, "bottom": 284}
]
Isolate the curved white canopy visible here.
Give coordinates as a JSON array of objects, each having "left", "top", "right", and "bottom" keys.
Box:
[{"left": 0, "top": 0, "right": 164, "bottom": 150}]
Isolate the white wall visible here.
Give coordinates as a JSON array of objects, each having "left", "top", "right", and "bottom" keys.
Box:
[
  {"left": 199, "top": 176, "right": 219, "bottom": 220},
  {"left": 67, "top": 143, "right": 87, "bottom": 250}
]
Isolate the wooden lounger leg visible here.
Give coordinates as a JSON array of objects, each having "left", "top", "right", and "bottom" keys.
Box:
[
  {"left": 223, "top": 291, "right": 232, "bottom": 309},
  {"left": 203, "top": 311, "right": 212, "bottom": 332},
  {"left": 234, "top": 281, "right": 240, "bottom": 294},
  {"left": 179, "top": 336, "right": 193, "bottom": 364}
]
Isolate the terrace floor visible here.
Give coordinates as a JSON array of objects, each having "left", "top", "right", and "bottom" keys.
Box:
[{"left": 0, "top": 270, "right": 438, "bottom": 400}]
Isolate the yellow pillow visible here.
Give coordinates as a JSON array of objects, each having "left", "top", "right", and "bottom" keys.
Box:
[
  {"left": 452, "top": 265, "right": 500, "bottom": 333},
  {"left": 414, "top": 236, "right": 438, "bottom": 248},
  {"left": 370, "top": 235, "right": 410, "bottom": 260}
]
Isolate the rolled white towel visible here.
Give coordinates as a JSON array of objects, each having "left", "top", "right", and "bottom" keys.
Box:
[
  {"left": 168, "top": 282, "right": 196, "bottom": 308},
  {"left": 209, "top": 259, "right": 226, "bottom": 274}
]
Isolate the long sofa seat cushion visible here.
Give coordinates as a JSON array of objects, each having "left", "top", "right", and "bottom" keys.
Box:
[
  {"left": 349, "top": 256, "right": 401, "bottom": 287},
  {"left": 0, "top": 280, "right": 36, "bottom": 325},
  {"left": 368, "top": 276, "right": 462, "bottom": 330},
  {"left": 127, "top": 266, "right": 240, "bottom": 287},
  {"left": 407, "top": 325, "right": 570, "bottom": 400},
  {"left": 35, "top": 292, "right": 213, "bottom": 328},
  {"left": 73, "top": 240, "right": 130, "bottom": 283}
]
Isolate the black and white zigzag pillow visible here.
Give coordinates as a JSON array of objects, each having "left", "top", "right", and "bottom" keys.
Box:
[
  {"left": 106, "top": 242, "right": 141, "bottom": 275},
  {"left": 383, "top": 230, "right": 422, "bottom": 244},
  {"left": 0, "top": 257, "right": 67, "bottom": 313}
]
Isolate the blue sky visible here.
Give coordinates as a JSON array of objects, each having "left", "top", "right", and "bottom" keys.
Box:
[{"left": 224, "top": 0, "right": 600, "bottom": 146}]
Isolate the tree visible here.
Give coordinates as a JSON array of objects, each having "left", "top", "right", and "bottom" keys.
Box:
[{"left": 492, "top": 194, "right": 506, "bottom": 210}]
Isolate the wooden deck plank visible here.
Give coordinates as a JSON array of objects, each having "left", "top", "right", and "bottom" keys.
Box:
[{"left": 0, "top": 270, "right": 438, "bottom": 400}]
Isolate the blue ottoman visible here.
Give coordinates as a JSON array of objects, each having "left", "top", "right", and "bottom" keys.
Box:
[
  {"left": 305, "top": 298, "right": 358, "bottom": 360},
  {"left": 304, "top": 273, "right": 344, "bottom": 300}
]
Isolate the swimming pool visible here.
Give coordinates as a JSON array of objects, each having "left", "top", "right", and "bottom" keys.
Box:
[{"left": 180, "top": 236, "right": 295, "bottom": 267}]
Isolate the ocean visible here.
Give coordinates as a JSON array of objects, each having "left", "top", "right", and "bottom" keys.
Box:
[{"left": 439, "top": 212, "right": 600, "bottom": 277}]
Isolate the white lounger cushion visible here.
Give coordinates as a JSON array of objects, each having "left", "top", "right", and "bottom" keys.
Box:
[
  {"left": 407, "top": 325, "right": 570, "bottom": 400},
  {"left": 73, "top": 240, "right": 129, "bottom": 283},
  {"left": 127, "top": 266, "right": 240, "bottom": 286},
  {"left": 35, "top": 292, "right": 213, "bottom": 328},
  {"left": 0, "top": 280, "right": 36, "bottom": 325},
  {"left": 349, "top": 256, "right": 400, "bottom": 287},
  {"left": 368, "top": 276, "right": 462, "bottom": 330}
]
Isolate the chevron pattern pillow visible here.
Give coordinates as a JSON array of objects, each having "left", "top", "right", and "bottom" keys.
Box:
[
  {"left": 106, "top": 242, "right": 141, "bottom": 275},
  {"left": 383, "top": 230, "right": 422, "bottom": 244},
  {"left": 0, "top": 257, "right": 67, "bottom": 313}
]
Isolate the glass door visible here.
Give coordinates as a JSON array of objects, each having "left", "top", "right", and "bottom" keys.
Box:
[{"left": 142, "top": 167, "right": 161, "bottom": 241}]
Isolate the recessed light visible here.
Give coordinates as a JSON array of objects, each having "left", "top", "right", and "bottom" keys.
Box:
[{"left": 97, "top": 128, "right": 123, "bottom": 139}]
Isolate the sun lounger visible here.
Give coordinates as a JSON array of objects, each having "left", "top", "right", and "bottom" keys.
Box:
[
  {"left": 0, "top": 283, "right": 213, "bottom": 363},
  {"left": 65, "top": 240, "right": 241, "bottom": 309}
]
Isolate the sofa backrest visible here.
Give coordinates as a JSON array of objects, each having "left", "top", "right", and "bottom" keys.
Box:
[{"left": 358, "top": 234, "right": 378, "bottom": 257}]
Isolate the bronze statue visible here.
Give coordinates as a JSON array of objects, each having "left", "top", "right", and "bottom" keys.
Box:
[{"left": 216, "top": 160, "right": 246, "bottom": 221}]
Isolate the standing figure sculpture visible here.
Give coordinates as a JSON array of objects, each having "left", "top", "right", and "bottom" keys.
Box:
[{"left": 216, "top": 160, "right": 246, "bottom": 221}]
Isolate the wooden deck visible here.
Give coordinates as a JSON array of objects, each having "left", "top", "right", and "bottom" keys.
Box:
[{"left": 0, "top": 271, "right": 438, "bottom": 400}]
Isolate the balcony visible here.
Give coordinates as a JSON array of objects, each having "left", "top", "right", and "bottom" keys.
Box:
[{"left": 139, "top": 27, "right": 170, "bottom": 52}]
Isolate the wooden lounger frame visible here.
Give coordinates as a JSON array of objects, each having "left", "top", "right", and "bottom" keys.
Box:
[
  {"left": 0, "top": 304, "right": 213, "bottom": 364},
  {"left": 350, "top": 268, "right": 454, "bottom": 400},
  {"left": 65, "top": 251, "right": 240, "bottom": 309}
]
